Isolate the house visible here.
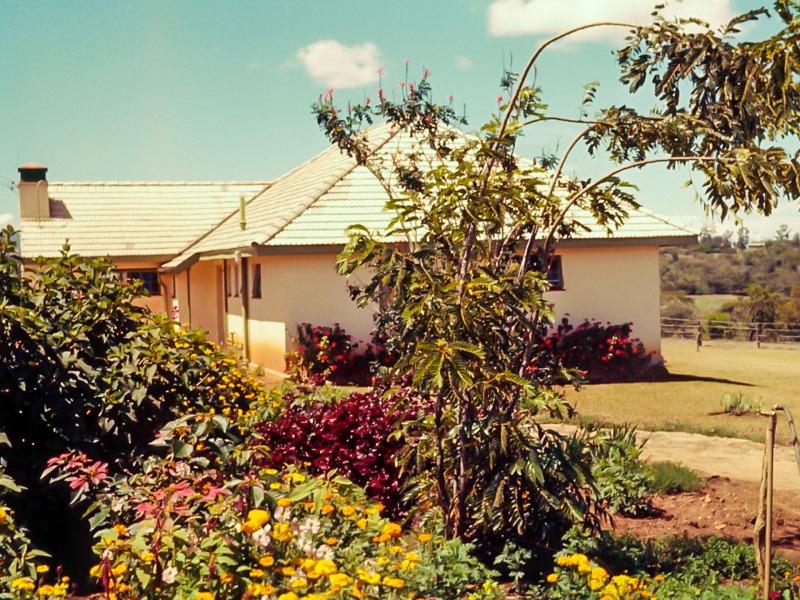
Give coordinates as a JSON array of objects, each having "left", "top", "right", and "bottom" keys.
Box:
[{"left": 18, "top": 124, "right": 697, "bottom": 377}]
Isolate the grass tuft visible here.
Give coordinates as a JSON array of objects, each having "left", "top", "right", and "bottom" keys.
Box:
[{"left": 647, "top": 461, "right": 705, "bottom": 494}]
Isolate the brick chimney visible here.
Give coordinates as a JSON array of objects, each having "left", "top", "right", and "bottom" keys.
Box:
[{"left": 18, "top": 163, "right": 50, "bottom": 219}]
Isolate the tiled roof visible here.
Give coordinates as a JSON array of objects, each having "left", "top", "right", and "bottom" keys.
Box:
[
  {"left": 20, "top": 182, "right": 269, "bottom": 259},
  {"left": 20, "top": 122, "right": 697, "bottom": 267}
]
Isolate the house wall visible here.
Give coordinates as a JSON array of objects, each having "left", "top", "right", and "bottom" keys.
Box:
[
  {"left": 547, "top": 245, "right": 661, "bottom": 354},
  {"left": 179, "top": 245, "right": 662, "bottom": 375},
  {"left": 245, "top": 253, "right": 376, "bottom": 374}
]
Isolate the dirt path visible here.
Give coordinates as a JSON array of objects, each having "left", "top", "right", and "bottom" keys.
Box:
[
  {"left": 548, "top": 424, "right": 800, "bottom": 491},
  {"left": 548, "top": 424, "right": 800, "bottom": 562},
  {"left": 639, "top": 430, "right": 800, "bottom": 492}
]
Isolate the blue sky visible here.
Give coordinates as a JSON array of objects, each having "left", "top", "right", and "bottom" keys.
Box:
[{"left": 2, "top": 0, "right": 798, "bottom": 240}]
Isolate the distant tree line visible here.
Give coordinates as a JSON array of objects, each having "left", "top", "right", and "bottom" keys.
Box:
[{"left": 661, "top": 231, "right": 800, "bottom": 328}]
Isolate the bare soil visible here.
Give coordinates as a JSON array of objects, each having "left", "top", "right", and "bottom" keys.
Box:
[{"left": 610, "top": 475, "right": 800, "bottom": 564}]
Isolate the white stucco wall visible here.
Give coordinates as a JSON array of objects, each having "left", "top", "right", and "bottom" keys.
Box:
[
  {"left": 545, "top": 245, "right": 662, "bottom": 354},
  {"left": 180, "top": 245, "right": 662, "bottom": 374},
  {"left": 246, "top": 253, "right": 376, "bottom": 373}
]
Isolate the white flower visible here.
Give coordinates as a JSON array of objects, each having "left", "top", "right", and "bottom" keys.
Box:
[
  {"left": 162, "top": 566, "right": 178, "bottom": 585},
  {"left": 252, "top": 526, "right": 272, "bottom": 548}
]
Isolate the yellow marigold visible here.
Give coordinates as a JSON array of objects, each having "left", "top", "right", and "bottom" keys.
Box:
[
  {"left": 36, "top": 565, "right": 50, "bottom": 573},
  {"left": 0, "top": 507, "right": 7, "bottom": 523},
  {"left": 259, "top": 555, "right": 275, "bottom": 567},
  {"left": 277, "top": 497, "right": 292, "bottom": 508},
  {"left": 357, "top": 569, "right": 381, "bottom": 585},
  {"left": 326, "top": 536, "right": 338, "bottom": 545},
  {"left": 277, "top": 593, "right": 299, "bottom": 600},
  {"left": 546, "top": 573, "right": 559, "bottom": 584},
  {"left": 405, "top": 551, "right": 419, "bottom": 562},
  {"left": 140, "top": 552, "right": 155, "bottom": 563},
  {"left": 196, "top": 593, "right": 214, "bottom": 600},
  {"left": 11, "top": 578, "right": 36, "bottom": 592},
  {"left": 290, "top": 578, "right": 307, "bottom": 589},
  {"left": 270, "top": 483, "right": 283, "bottom": 490},
  {"left": 389, "top": 545, "right": 404, "bottom": 555},
  {"left": 248, "top": 583, "right": 275, "bottom": 595},
  {"left": 280, "top": 566, "right": 296, "bottom": 577},
  {"left": 341, "top": 505, "right": 356, "bottom": 517},
  {"left": 329, "top": 573, "right": 351, "bottom": 587},
  {"left": 265, "top": 468, "right": 278, "bottom": 476},
  {"left": 381, "top": 522, "right": 402, "bottom": 538},
  {"left": 323, "top": 491, "right": 335, "bottom": 501},
  {"left": 111, "top": 563, "right": 127, "bottom": 577},
  {"left": 374, "top": 502, "right": 385, "bottom": 513},
  {"left": 89, "top": 565, "right": 103, "bottom": 579},
  {"left": 321, "top": 504, "right": 335, "bottom": 515},
  {"left": 113, "top": 523, "right": 128, "bottom": 537},
  {"left": 351, "top": 587, "right": 366, "bottom": 599},
  {"left": 356, "top": 518, "right": 367, "bottom": 529},
  {"left": 38, "top": 584, "right": 56, "bottom": 596},
  {"left": 418, "top": 533, "right": 432, "bottom": 543},
  {"left": 303, "top": 502, "right": 315, "bottom": 510},
  {"left": 273, "top": 522, "right": 293, "bottom": 542},
  {"left": 578, "top": 562, "right": 591, "bottom": 573},
  {"left": 219, "top": 573, "right": 235, "bottom": 584},
  {"left": 248, "top": 509, "right": 270, "bottom": 527},
  {"left": 373, "top": 533, "right": 391, "bottom": 543},
  {"left": 399, "top": 560, "right": 416, "bottom": 571},
  {"left": 316, "top": 559, "right": 337, "bottom": 576},
  {"left": 377, "top": 556, "right": 390, "bottom": 566},
  {"left": 382, "top": 576, "right": 405, "bottom": 589},
  {"left": 250, "top": 568, "right": 265, "bottom": 578},
  {"left": 655, "top": 574, "right": 665, "bottom": 582}
]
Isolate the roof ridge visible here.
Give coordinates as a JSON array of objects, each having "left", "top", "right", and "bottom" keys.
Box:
[
  {"left": 256, "top": 123, "right": 400, "bottom": 247},
  {"left": 168, "top": 182, "right": 274, "bottom": 261}
]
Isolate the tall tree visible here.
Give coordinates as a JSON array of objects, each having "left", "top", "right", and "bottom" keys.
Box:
[{"left": 313, "top": 0, "right": 800, "bottom": 551}]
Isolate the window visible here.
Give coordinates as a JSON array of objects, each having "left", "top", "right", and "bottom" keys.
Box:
[
  {"left": 547, "top": 256, "right": 564, "bottom": 290},
  {"left": 527, "top": 252, "right": 564, "bottom": 290},
  {"left": 251, "top": 264, "right": 262, "bottom": 298},
  {"left": 122, "top": 270, "right": 161, "bottom": 296}
]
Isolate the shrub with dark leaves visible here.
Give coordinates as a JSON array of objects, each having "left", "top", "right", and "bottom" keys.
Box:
[{"left": 252, "top": 383, "right": 424, "bottom": 517}]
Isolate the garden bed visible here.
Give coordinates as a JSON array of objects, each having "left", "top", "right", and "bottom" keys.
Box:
[{"left": 611, "top": 476, "right": 800, "bottom": 564}]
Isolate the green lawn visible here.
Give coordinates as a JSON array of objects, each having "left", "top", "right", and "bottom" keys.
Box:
[
  {"left": 561, "top": 337, "right": 800, "bottom": 443},
  {"left": 687, "top": 294, "right": 741, "bottom": 317}
]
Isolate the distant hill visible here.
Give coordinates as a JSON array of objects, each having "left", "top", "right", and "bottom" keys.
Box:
[{"left": 661, "top": 239, "right": 800, "bottom": 296}]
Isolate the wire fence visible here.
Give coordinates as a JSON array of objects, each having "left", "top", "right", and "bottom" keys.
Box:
[{"left": 662, "top": 317, "right": 800, "bottom": 344}]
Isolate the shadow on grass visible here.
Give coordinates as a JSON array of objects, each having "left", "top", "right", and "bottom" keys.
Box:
[{"left": 588, "top": 372, "right": 755, "bottom": 387}]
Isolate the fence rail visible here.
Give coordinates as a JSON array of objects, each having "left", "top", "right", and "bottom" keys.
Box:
[{"left": 662, "top": 317, "right": 800, "bottom": 344}]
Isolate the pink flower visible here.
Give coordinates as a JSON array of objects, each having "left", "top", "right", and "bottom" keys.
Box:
[
  {"left": 404, "top": 58, "right": 411, "bottom": 65},
  {"left": 422, "top": 68, "right": 430, "bottom": 78},
  {"left": 496, "top": 95, "right": 504, "bottom": 104}
]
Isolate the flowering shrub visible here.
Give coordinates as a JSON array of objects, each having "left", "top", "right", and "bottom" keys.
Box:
[
  {"left": 287, "top": 323, "right": 355, "bottom": 384},
  {"left": 544, "top": 551, "right": 768, "bottom": 599},
  {"left": 0, "top": 228, "right": 267, "bottom": 583},
  {"left": 535, "top": 320, "right": 659, "bottom": 382},
  {"left": 77, "top": 462, "right": 498, "bottom": 600},
  {"left": 251, "top": 383, "right": 425, "bottom": 517},
  {"left": 286, "top": 323, "right": 398, "bottom": 386}
]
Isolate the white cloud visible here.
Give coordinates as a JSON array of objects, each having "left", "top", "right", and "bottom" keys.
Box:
[
  {"left": 455, "top": 56, "right": 473, "bottom": 70},
  {"left": 487, "top": 0, "right": 738, "bottom": 40},
  {"left": 296, "top": 40, "right": 381, "bottom": 88}
]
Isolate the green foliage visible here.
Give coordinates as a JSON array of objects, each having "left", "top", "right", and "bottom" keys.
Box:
[
  {"left": 565, "top": 532, "right": 794, "bottom": 589},
  {"left": 316, "top": 72, "right": 605, "bottom": 555},
  {"left": 646, "top": 461, "right": 705, "bottom": 495},
  {"left": 721, "top": 392, "right": 763, "bottom": 416},
  {"left": 0, "top": 226, "right": 265, "bottom": 583},
  {"left": 588, "top": 426, "right": 654, "bottom": 517},
  {"left": 0, "top": 467, "right": 50, "bottom": 591}
]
